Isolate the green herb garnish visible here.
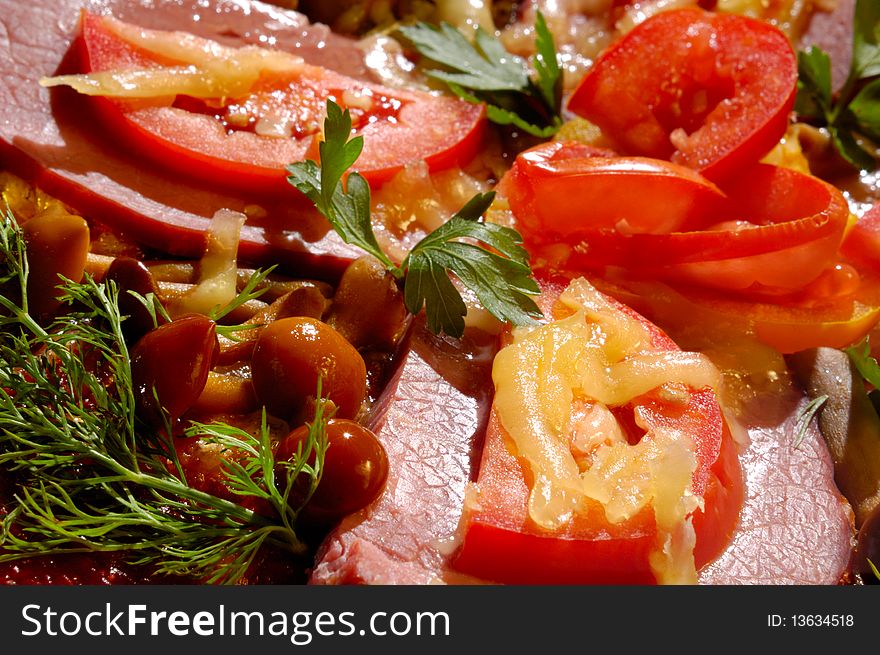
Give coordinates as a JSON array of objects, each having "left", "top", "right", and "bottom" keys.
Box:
[
  {"left": 845, "top": 336, "right": 880, "bottom": 416},
  {"left": 208, "top": 267, "right": 275, "bottom": 323},
  {"left": 846, "top": 336, "right": 880, "bottom": 387},
  {"left": 0, "top": 211, "right": 323, "bottom": 584},
  {"left": 793, "top": 393, "right": 828, "bottom": 449},
  {"left": 287, "top": 100, "right": 543, "bottom": 338},
  {"left": 398, "top": 11, "right": 562, "bottom": 137},
  {"left": 796, "top": 0, "right": 880, "bottom": 170}
]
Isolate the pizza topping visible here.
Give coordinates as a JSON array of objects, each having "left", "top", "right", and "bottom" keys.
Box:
[
  {"left": 41, "top": 14, "right": 304, "bottom": 100},
  {"left": 287, "top": 100, "right": 543, "bottom": 338},
  {"left": 490, "top": 278, "right": 723, "bottom": 582}
]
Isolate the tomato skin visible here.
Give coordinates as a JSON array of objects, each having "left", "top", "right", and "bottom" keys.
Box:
[
  {"left": 595, "top": 276, "right": 880, "bottom": 355},
  {"left": 79, "top": 13, "right": 486, "bottom": 194},
  {"left": 454, "top": 408, "right": 657, "bottom": 585},
  {"left": 455, "top": 411, "right": 743, "bottom": 584},
  {"left": 511, "top": 161, "right": 849, "bottom": 296},
  {"left": 644, "top": 165, "right": 850, "bottom": 293},
  {"left": 452, "top": 281, "right": 743, "bottom": 584},
  {"left": 567, "top": 8, "right": 797, "bottom": 183},
  {"left": 500, "top": 141, "right": 727, "bottom": 239},
  {"left": 842, "top": 203, "right": 880, "bottom": 276}
]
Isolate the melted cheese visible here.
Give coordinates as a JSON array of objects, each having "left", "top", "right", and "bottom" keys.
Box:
[
  {"left": 40, "top": 15, "right": 303, "bottom": 101},
  {"left": 434, "top": 0, "right": 495, "bottom": 32},
  {"left": 168, "top": 208, "right": 245, "bottom": 318},
  {"left": 492, "top": 278, "right": 721, "bottom": 583}
]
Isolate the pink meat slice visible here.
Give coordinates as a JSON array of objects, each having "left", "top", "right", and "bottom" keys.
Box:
[
  {"left": 310, "top": 325, "right": 496, "bottom": 584},
  {"left": 699, "top": 384, "right": 854, "bottom": 585},
  {"left": 314, "top": 331, "right": 854, "bottom": 585},
  {"left": 0, "top": 0, "right": 364, "bottom": 276},
  {"left": 800, "top": 0, "right": 853, "bottom": 92}
]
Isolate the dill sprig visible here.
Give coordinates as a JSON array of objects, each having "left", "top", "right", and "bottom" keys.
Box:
[
  {"left": 0, "top": 210, "right": 322, "bottom": 584},
  {"left": 208, "top": 266, "right": 276, "bottom": 323}
]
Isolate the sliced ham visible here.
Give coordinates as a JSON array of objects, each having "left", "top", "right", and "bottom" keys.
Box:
[
  {"left": 800, "top": 0, "right": 854, "bottom": 92},
  {"left": 0, "top": 0, "right": 366, "bottom": 277},
  {"left": 698, "top": 386, "right": 854, "bottom": 584},
  {"left": 310, "top": 323, "right": 496, "bottom": 584},
  {"left": 312, "top": 326, "right": 854, "bottom": 586}
]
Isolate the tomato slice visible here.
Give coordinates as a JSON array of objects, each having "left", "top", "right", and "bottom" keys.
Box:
[
  {"left": 507, "top": 160, "right": 849, "bottom": 296},
  {"left": 499, "top": 141, "right": 727, "bottom": 238},
  {"left": 842, "top": 202, "right": 880, "bottom": 276},
  {"left": 640, "top": 164, "right": 851, "bottom": 293},
  {"left": 78, "top": 12, "right": 486, "bottom": 194},
  {"left": 567, "top": 8, "right": 797, "bottom": 183},
  {"left": 595, "top": 275, "right": 880, "bottom": 355},
  {"left": 452, "top": 280, "right": 743, "bottom": 584}
]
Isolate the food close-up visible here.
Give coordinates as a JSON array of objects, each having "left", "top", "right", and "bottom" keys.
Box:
[{"left": 0, "top": 0, "right": 878, "bottom": 586}]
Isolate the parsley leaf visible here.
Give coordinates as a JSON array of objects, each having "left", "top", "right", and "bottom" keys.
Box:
[
  {"left": 398, "top": 11, "right": 563, "bottom": 137},
  {"left": 845, "top": 336, "right": 880, "bottom": 426},
  {"left": 850, "top": 77, "right": 880, "bottom": 141},
  {"left": 533, "top": 12, "right": 562, "bottom": 118},
  {"left": 399, "top": 22, "right": 528, "bottom": 92},
  {"left": 853, "top": 0, "right": 880, "bottom": 79},
  {"left": 402, "top": 193, "right": 541, "bottom": 336},
  {"left": 286, "top": 102, "right": 395, "bottom": 272},
  {"left": 795, "top": 0, "right": 880, "bottom": 170},
  {"left": 795, "top": 46, "right": 832, "bottom": 121},
  {"left": 846, "top": 337, "right": 880, "bottom": 388},
  {"left": 286, "top": 101, "right": 543, "bottom": 338}
]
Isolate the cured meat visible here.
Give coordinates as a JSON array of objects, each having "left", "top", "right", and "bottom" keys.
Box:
[
  {"left": 800, "top": 0, "right": 854, "bottom": 91},
  {"left": 0, "top": 0, "right": 857, "bottom": 587},
  {"left": 0, "top": 0, "right": 367, "bottom": 277},
  {"left": 310, "top": 324, "right": 496, "bottom": 584},
  {"left": 698, "top": 386, "right": 854, "bottom": 584},
  {"left": 313, "top": 324, "right": 854, "bottom": 585}
]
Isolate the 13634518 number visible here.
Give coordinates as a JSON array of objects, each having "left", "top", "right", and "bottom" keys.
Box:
[{"left": 790, "top": 615, "right": 854, "bottom": 628}]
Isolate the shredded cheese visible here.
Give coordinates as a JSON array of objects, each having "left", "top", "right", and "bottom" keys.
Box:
[
  {"left": 168, "top": 208, "right": 246, "bottom": 318},
  {"left": 40, "top": 15, "right": 303, "bottom": 101},
  {"left": 491, "top": 277, "right": 721, "bottom": 583}
]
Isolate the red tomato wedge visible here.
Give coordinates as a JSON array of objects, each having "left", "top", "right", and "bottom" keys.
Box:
[
  {"left": 505, "top": 157, "right": 849, "bottom": 296},
  {"left": 595, "top": 276, "right": 880, "bottom": 355},
  {"left": 842, "top": 202, "right": 880, "bottom": 276},
  {"left": 640, "top": 164, "right": 851, "bottom": 293},
  {"left": 77, "top": 12, "right": 486, "bottom": 194},
  {"left": 452, "top": 280, "right": 743, "bottom": 584},
  {"left": 499, "top": 141, "right": 727, "bottom": 238},
  {"left": 567, "top": 8, "right": 797, "bottom": 183}
]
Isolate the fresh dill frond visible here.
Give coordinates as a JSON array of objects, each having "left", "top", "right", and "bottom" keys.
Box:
[
  {"left": 208, "top": 267, "right": 276, "bottom": 322},
  {"left": 0, "top": 210, "right": 321, "bottom": 584}
]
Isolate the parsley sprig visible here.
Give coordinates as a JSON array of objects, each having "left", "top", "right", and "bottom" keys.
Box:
[
  {"left": 846, "top": 336, "right": 880, "bottom": 388},
  {"left": 796, "top": 0, "right": 880, "bottom": 170},
  {"left": 0, "top": 211, "right": 325, "bottom": 583},
  {"left": 398, "top": 12, "right": 562, "bottom": 138},
  {"left": 287, "top": 101, "right": 542, "bottom": 338},
  {"left": 846, "top": 336, "right": 880, "bottom": 420}
]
